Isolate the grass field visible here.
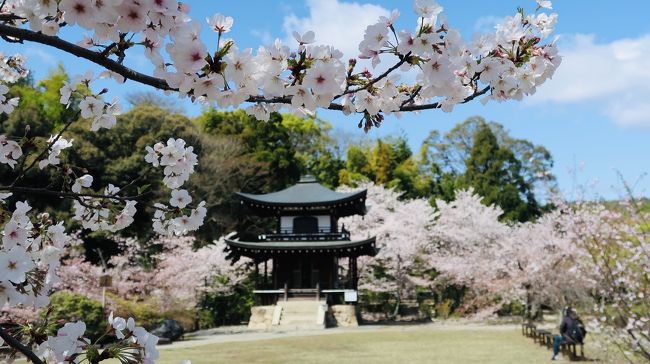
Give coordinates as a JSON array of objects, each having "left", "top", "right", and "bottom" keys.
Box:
[{"left": 149, "top": 325, "right": 580, "bottom": 364}]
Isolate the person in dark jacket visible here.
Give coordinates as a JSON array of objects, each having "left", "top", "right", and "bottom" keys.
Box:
[{"left": 552, "top": 307, "right": 586, "bottom": 360}]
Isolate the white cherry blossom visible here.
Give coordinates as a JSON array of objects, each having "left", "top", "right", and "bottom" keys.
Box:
[
  {"left": 38, "top": 135, "right": 73, "bottom": 170},
  {"left": 0, "top": 280, "right": 25, "bottom": 307},
  {"left": 71, "top": 174, "right": 94, "bottom": 193},
  {"left": 413, "top": 0, "right": 443, "bottom": 18},
  {"left": 207, "top": 13, "right": 234, "bottom": 33},
  {"left": 0, "top": 245, "right": 35, "bottom": 283},
  {"left": 2, "top": 220, "right": 28, "bottom": 249},
  {"left": 0, "top": 135, "right": 22, "bottom": 168}
]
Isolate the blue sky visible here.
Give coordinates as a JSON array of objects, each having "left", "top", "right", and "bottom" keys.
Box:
[{"left": 5, "top": 0, "right": 650, "bottom": 199}]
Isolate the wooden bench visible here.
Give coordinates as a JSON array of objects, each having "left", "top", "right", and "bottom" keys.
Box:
[
  {"left": 521, "top": 322, "right": 536, "bottom": 337},
  {"left": 560, "top": 339, "right": 584, "bottom": 361},
  {"left": 523, "top": 322, "right": 586, "bottom": 361},
  {"left": 534, "top": 329, "right": 552, "bottom": 347}
]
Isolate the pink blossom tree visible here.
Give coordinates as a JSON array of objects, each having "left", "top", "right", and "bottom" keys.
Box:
[
  {"left": 561, "top": 199, "right": 650, "bottom": 361},
  {"left": 429, "top": 189, "right": 595, "bottom": 316},
  {"left": 53, "top": 236, "right": 249, "bottom": 312},
  {"left": 340, "top": 183, "right": 436, "bottom": 314}
]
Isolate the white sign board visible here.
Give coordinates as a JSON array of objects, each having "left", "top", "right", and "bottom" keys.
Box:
[{"left": 344, "top": 290, "right": 358, "bottom": 302}]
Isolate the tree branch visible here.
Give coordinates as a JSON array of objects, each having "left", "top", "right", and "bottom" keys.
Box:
[
  {"left": 0, "top": 23, "right": 173, "bottom": 91},
  {"left": 0, "top": 326, "right": 44, "bottom": 364},
  {"left": 0, "top": 186, "right": 141, "bottom": 201},
  {"left": 11, "top": 113, "right": 78, "bottom": 187},
  {"left": 0, "top": 24, "right": 490, "bottom": 114},
  {"left": 335, "top": 52, "right": 412, "bottom": 99}
]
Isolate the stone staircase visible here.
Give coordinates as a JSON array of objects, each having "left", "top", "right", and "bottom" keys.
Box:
[{"left": 275, "top": 298, "right": 327, "bottom": 329}]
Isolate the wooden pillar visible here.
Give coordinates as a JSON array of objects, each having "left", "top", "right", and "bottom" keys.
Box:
[
  {"left": 347, "top": 257, "right": 353, "bottom": 288},
  {"left": 351, "top": 257, "right": 358, "bottom": 289},
  {"left": 264, "top": 259, "right": 268, "bottom": 288},
  {"left": 330, "top": 256, "right": 336, "bottom": 289},
  {"left": 254, "top": 261, "right": 259, "bottom": 288},
  {"left": 283, "top": 282, "right": 288, "bottom": 302},
  {"left": 273, "top": 258, "right": 277, "bottom": 289}
]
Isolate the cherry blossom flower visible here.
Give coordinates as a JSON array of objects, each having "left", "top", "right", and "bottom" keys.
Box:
[
  {"left": 0, "top": 280, "right": 25, "bottom": 307},
  {"left": 71, "top": 174, "right": 93, "bottom": 193},
  {"left": 108, "top": 311, "right": 128, "bottom": 339},
  {"left": 79, "top": 96, "right": 104, "bottom": 119},
  {"left": 0, "top": 134, "right": 22, "bottom": 168},
  {"left": 413, "top": 0, "right": 443, "bottom": 18},
  {"left": 207, "top": 13, "right": 234, "bottom": 33},
  {"left": 133, "top": 326, "right": 160, "bottom": 362},
  {"left": 39, "top": 321, "right": 88, "bottom": 363},
  {"left": 170, "top": 189, "right": 192, "bottom": 209},
  {"left": 59, "top": 0, "right": 97, "bottom": 29},
  {"left": 302, "top": 63, "right": 345, "bottom": 96},
  {"left": 2, "top": 220, "right": 28, "bottom": 249},
  {"left": 292, "top": 30, "right": 315, "bottom": 49},
  {"left": 359, "top": 23, "right": 389, "bottom": 53},
  {"left": 0, "top": 245, "right": 35, "bottom": 283},
  {"left": 0, "top": 84, "right": 19, "bottom": 115},
  {"left": 38, "top": 135, "right": 73, "bottom": 170}
]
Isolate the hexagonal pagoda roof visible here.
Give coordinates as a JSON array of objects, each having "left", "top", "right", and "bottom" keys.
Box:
[{"left": 235, "top": 175, "right": 367, "bottom": 217}]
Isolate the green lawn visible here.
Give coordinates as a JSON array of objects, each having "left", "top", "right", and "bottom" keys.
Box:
[{"left": 152, "top": 326, "right": 573, "bottom": 364}]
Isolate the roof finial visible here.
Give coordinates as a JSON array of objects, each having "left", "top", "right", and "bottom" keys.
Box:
[{"left": 299, "top": 174, "right": 317, "bottom": 183}]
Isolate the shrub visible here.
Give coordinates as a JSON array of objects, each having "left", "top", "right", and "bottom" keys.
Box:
[
  {"left": 435, "top": 299, "right": 454, "bottom": 319},
  {"left": 496, "top": 300, "right": 526, "bottom": 317},
  {"left": 196, "top": 283, "right": 254, "bottom": 328},
  {"left": 359, "top": 291, "right": 397, "bottom": 318},
  {"left": 45, "top": 291, "right": 105, "bottom": 341},
  {"left": 109, "top": 295, "right": 162, "bottom": 330}
]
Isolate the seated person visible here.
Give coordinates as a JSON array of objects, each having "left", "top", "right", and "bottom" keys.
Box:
[{"left": 552, "top": 307, "right": 586, "bottom": 361}]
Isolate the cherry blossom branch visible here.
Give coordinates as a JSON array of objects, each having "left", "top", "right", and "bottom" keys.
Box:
[
  {"left": 0, "top": 326, "right": 45, "bottom": 364},
  {"left": 10, "top": 113, "right": 78, "bottom": 187},
  {"left": 0, "top": 23, "right": 487, "bottom": 114},
  {"left": 335, "top": 52, "right": 412, "bottom": 99},
  {"left": 0, "top": 185, "right": 143, "bottom": 201},
  {"left": 0, "top": 23, "right": 174, "bottom": 91}
]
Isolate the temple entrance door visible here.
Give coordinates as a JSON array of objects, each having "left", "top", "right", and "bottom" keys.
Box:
[
  {"left": 289, "top": 258, "right": 318, "bottom": 288},
  {"left": 300, "top": 260, "right": 310, "bottom": 288},
  {"left": 293, "top": 216, "right": 318, "bottom": 234}
]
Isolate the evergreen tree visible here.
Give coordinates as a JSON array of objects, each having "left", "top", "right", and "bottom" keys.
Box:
[{"left": 461, "top": 124, "right": 539, "bottom": 222}]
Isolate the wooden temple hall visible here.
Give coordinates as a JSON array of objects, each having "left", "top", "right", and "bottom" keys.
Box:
[{"left": 225, "top": 175, "right": 377, "bottom": 316}]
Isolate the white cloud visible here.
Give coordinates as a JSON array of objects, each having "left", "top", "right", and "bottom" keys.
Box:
[
  {"left": 530, "top": 33, "right": 650, "bottom": 128},
  {"left": 282, "top": 0, "right": 390, "bottom": 60},
  {"left": 24, "top": 47, "right": 56, "bottom": 66},
  {"left": 250, "top": 29, "right": 273, "bottom": 45},
  {"left": 473, "top": 15, "right": 502, "bottom": 33}
]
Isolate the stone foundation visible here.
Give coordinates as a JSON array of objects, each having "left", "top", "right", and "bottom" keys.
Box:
[
  {"left": 248, "top": 306, "right": 275, "bottom": 330},
  {"left": 329, "top": 305, "right": 359, "bottom": 327}
]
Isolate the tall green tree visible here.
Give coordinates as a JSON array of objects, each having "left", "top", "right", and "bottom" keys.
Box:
[
  {"left": 420, "top": 116, "right": 555, "bottom": 193},
  {"left": 196, "top": 109, "right": 345, "bottom": 189},
  {"left": 196, "top": 109, "right": 301, "bottom": 191},
  {"left": 461, "top": 124, "right": 538, "bottom": 222}
]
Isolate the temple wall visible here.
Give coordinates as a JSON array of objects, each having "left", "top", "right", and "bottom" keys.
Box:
[{"left": 280, "top": 215, "right": 331, "bottom": 230}]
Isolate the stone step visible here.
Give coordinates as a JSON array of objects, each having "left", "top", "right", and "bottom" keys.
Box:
[
  {"left": 271, "top": 325, "right": 325, "bottom": 331},
  {"left": 281, "top": 316, "right": 317, "bottom": 321}
]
